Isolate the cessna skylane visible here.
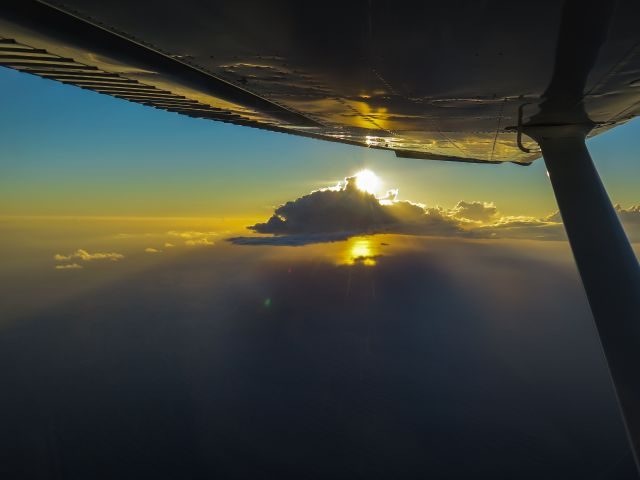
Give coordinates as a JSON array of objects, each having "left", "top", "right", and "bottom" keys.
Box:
[{"left": 2, "top": 0, "right": 640, "bottom": 471}]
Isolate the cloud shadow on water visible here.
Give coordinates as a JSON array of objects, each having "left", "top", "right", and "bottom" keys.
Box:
[{"left": 229, "top": 231, "right": 356, "bottom": 246}]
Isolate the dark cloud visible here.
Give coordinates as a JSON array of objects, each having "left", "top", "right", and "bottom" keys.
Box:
[
  {"left": 250, "top": 176, "right": 405, "bottom": 234},
  {"left": 233, "top": 175, "right": 560, "bottom": 245},
  {"left": 229, "top": 231, "right": 354, "bottom": 246},
  {"left": 244, "top": 175, "right": 469, "bottom": 241},
  {"left": 450, "top": 200, "right": 498, "bottom": 223}
]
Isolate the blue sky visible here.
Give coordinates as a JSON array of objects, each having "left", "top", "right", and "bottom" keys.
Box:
[{"left": 1, "top": 66, "right": 638, "bottom": 217}]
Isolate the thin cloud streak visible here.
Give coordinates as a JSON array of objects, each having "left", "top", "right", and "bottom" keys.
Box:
[
  {"left": 54, "top": 263, "right": 83, "bottom": 270},
  {"left": 54, "top": 249, "right": 124, "bottom": 262},
  {"left": 168, "top": 230, "right": 217, "bottom": 246}
]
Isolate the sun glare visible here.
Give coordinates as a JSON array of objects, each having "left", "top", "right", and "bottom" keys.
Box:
[{"left": 354, "top": 169, "right": 380, "bottom": 194}]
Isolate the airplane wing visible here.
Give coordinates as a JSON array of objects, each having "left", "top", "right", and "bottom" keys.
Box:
[{"left": 2, "top": 1, "right": 639, "bottom": 166}]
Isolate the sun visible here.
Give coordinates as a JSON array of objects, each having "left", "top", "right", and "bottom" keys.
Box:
[{"left": 354, "top": 169, "right": 380, "bottom": 194}]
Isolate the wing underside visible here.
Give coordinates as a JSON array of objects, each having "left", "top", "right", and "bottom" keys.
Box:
[{"left": 1, "top": 1, "right": 640, "bottom": 165}]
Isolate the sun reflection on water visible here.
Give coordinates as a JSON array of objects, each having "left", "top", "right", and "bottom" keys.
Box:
[{"left": 340, "top": 237, "right": 380, "bottom": 266}]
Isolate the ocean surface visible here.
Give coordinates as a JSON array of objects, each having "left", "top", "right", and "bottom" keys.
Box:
[{"left": 0, "top": 218, "right": 636, "bottom": 479}]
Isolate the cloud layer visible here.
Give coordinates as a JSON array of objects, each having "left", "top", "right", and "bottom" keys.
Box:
[{"left": 52, "top": 230, "right": 221, "bottom": 271}]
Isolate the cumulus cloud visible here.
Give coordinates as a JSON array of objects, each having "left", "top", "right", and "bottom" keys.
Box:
[
  {"left": 145, "top": 247, "right": 162, "bottom": 253},
  {"left": 54, "top": 249, "right": 124, "bottom": 262},
  {"left": 55, "top": 263, "right": 83, "bottom": 270},
  {"left": 164, "top": 242, "right": 175, "bottom": 248},
  {"left": 230, "top": 173, "right": 640, "bottom": 246},
  {"left": 247, "top": 175, "right": 467, "bottom": 238},
  {"left": 615, "top": 204, "right": 640, "bottom": 225},
  {"left": 504, "top": 205, "right": 640, "bottom": 241},
  {"left": 450, "top": 201, "right": 498, "bottom": 223}
]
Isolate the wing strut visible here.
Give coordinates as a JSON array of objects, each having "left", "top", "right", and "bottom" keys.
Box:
[{"left": 526, "top": 123, "right": 640, "bottom": 471}]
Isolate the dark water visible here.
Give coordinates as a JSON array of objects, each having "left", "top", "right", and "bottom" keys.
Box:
[{"left": 0, "top": 240, "right": 636, "bottom": 479}]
